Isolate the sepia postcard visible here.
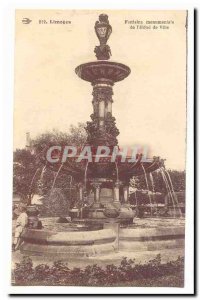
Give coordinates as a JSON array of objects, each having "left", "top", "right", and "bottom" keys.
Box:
[{"left": 8, "top": 8, "right": 194, "bottom": 295}]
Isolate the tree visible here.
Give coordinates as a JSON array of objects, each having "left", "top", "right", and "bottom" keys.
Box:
[
  {"left": 32, "top": 123, "right": 86, "bottom": 155},
  {"left": 130, "top": 169, "right": 185, "bottom": 194},
  {"left": 13, "top": 149, "right": 40, "bottom": 203},
  {"left": 39, "top": 188, "right": 70, "bottom": 217},
  {"left": 13, "top": 123, "right": 87, "bottom": 206}
]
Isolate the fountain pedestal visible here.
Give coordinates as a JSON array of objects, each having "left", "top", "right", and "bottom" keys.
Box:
[
  {"left": 74, "top": 28, "right": 134, "bottom": 222},
  {"left": 91, "top": 182, "right": 102, "bottom": 209},
  {"left": 113, "top": 181, "right": 121, "bottom": 208},
  {"left": 79, "top": 178, "right": 134, "bottom": 223}
]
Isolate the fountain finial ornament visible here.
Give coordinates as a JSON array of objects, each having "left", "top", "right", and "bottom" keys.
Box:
[{"left": 94, "top": 14, "right": 112, "bottom": 60}]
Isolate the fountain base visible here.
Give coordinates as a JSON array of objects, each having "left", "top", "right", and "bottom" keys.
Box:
[
  {"left": 71, "top": 205, "right": 136, "bottom": 224},
  {"left": 18, "top": 217, "right": 185, "bottom": 259},
  {"left": 20, "top": 228, "right": 117, "bottom": 258}
]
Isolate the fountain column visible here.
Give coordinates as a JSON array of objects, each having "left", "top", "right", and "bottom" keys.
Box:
[
  {"left": 75, "top": 14, "right": 133, "bottom": 221},
  {"left": 123, "top": 186, "right": 129, "bottom": 203},
  {"left": 99, "top": 100, "right": 105, "bottom": 127},
  {"left": 92, "top": 84, "right": 113, "bottom": 129},
  {"left": 78, "top": 183, "right": 84, "bottom": 202},
  {"left": 114, "top": 181, "right": 121, "bottom": 206},
  {"left": 106, "top": 99, "right": 113, "bottom": 114},
  {"left": 91, "top": 182, "right": 102, "bottom": 208}
]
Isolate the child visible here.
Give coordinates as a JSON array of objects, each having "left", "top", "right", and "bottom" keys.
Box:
[{"left": 13, "top": 205, "right": 28, "bottom": 251}]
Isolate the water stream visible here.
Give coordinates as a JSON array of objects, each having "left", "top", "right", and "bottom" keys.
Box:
[
  {"left": 51, "top": 163, "right": 63, "bottom": 191},
  {"left": 84, "top": 161, "right": 89, "bottom": 191},
  {"left": 149, "top": 172, "right": 157, "bottom": 215},
  {"left": 28, "top": 168, "right": 40, "bottom": 201},
  {"left": 40, "top": 165, "right": 46, "bottom": 180},
  {"left": 134, "top": 190, "right": 138, "bottom": 206},
  {"left": 160, "top": 168, "right": 176, "bottom": 217},
  {"left": 36, "top": 165, "right": 47, "bottom": 195},
  {"left": 141, "top": 164, "right": 153, "bottom": 216},
  {"left": 68, "top": 175, "right": 73, "bottom": 203},
  {"left": 115, "top": 161, "right": 119, "bottom": 182},
  {"left": 164, "top": 168, "right": 183, "bottom": 217}
]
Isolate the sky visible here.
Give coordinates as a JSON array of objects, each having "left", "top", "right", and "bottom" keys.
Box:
[{"left": 14, "top": 10, "right": 187, "bottom": 170}]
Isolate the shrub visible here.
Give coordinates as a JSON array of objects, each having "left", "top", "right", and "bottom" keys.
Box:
[{"left": 13, "top": 254, "right": 184, "bottom": 286}]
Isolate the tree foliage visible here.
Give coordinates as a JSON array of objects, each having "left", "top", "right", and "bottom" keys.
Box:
[
  {"left": 13, "top": 123, "right": 87, "bottom": 205},
  {"left": 130, "top": 169, "right": 185, "bottom": 194},
  {"left": 13, "top": 149, "right": 40, "bottom": 203},
  {"left": 32, "top": 123, "right": 86, "bottom": 155}
]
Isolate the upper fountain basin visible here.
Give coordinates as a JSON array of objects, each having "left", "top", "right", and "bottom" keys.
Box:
[
  {"left": 46, "top": 155, "right": 163, "bottom": 182},
  {"left": 75, "top": 61, "right": 131, "bottom": 84}
]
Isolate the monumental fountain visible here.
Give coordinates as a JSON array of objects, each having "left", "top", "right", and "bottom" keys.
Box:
[
  {"left": 19, "top": 14, "right": 184, "bottom": 259},
  {"left": 45, "top": 13, "right": 162, "bottom": 222}
]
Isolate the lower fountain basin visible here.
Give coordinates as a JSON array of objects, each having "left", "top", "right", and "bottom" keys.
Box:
[
  {"left": 20, "top": 228, "right": 117, "bottom": 257},
  {"left": 19, "top": 218, "right": 185, "bottom": 258}
]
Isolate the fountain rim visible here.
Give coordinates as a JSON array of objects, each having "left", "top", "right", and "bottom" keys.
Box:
[
  {"left": 75, "top": 60, "right": 131, "bottom": 83},
  {"left": 44, "top": 155, "right": 163, "bottom": 179}
]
